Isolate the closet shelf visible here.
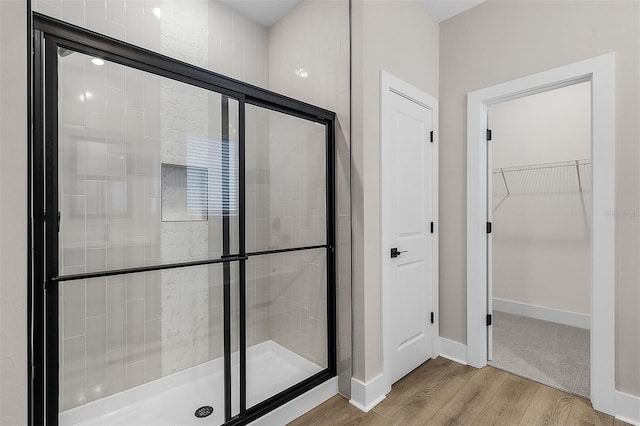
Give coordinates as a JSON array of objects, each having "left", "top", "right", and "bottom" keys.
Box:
[
  {"left": 493, "top": 159, "right": 591, "bottom": 174},
  {"left": 492, "top": 159, "right": 591, "bottom": 213}
]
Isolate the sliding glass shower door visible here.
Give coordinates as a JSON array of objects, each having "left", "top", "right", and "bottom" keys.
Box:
[
  {"left": 32, "top": 15, "right": 335, "bottom": 426},
  {"left": 54, "top": 48, "right": 242, "bottom": 425},
  {"left": 244, "top": 105, "right": 329, "bottom": 408}
]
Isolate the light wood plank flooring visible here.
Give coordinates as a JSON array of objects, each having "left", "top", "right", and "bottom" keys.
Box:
[{"left": 289, "top": 357, "right": 630, "bottom": 426}]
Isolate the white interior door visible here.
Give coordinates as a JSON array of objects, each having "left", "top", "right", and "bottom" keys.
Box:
[{"left": 382, "top": 76, "right": 436, "bottom": 385}]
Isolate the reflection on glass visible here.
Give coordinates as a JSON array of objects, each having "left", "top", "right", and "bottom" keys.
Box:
[
  {"left": 245, "top": 249, "right": 328, "bottom": 407},
  {"left": 245, "top": 104, "right": 327, "bottom": 253},
  {"left": 57, "top": 50, "right": 239, "bottom": 276}
]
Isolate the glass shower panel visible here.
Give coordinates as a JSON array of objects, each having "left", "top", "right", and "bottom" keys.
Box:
[
  {"left": 244, "top": 104, "right": 327, "bottom": 253},
  {"left": 245, "top": 249, "right": 327, "bottom": 408},
  {"left": 57, "top": 47, "right": 241, "bottom": 425},
  {"left": 57, "top": 49, "right": 240, "bottom": 277},
  {"left": 58, "top": 263, "right": 238, "bottom": 425}
]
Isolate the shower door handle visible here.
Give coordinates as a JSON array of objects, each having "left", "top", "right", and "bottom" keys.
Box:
[{"left": 390, "top": 248, "right": 407, "bottom": 258}]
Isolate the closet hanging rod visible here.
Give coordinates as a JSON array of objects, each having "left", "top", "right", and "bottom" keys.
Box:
[{"left": 492, "top": 159, "right": 590, "bottom": 174}]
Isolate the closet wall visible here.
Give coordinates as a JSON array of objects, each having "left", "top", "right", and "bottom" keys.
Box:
[{"left": 492, "top": 82, "right": 591, "bottom": 316}]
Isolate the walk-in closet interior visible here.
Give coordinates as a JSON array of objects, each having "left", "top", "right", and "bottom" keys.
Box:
[
  {"left": 29, "top": 1, "right": 351, "bottom": 424},
  {"left": 489, "top": 82, "right": 592, "bottom": 398}
]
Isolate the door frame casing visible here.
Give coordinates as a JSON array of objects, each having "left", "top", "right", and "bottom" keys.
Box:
[
  {"left": 381, "top": 70, "right": 439, "bottom": 393},
  {"left": 466, "top": 53, "right": 615, "bottom": 413}
]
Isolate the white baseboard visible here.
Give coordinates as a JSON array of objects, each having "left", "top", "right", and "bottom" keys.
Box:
[
  {"left": 439, "top": 337, "right": 467, "bottom": 365},
  {"left": 616, "top": 390, "right": 640, "bottom": 425},
  {"left": 349, "top": 373, "right": 389, "bottom": 412},
  {"left": 250, "top": 377, "right": 338, "bottom": 425},
  {"left": 493, "top": 298, "right": 590, "bottom": 330}
]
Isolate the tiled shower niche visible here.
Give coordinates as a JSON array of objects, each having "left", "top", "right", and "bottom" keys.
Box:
[{"left": 160, "top": 164, "right": 209, "bottom": 222}]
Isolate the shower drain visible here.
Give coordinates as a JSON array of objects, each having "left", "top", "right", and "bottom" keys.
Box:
[{"left": 194, "top": 406, "right": 214, "bottom": 418}]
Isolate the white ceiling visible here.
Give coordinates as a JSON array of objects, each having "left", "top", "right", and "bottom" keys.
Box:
[
  {"left": 217, "top": 0, "right": 301, "bottom": 28},
  {"left": 217, "top": 0, "right": 486, "bottom": 28},
  {"left": 418, "top": 0, "right": 487, "bottom": 23}
]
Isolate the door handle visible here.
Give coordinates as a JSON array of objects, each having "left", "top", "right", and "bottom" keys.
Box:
[{"left": 390, "top": 248, "right": 407, "bottom": 258}]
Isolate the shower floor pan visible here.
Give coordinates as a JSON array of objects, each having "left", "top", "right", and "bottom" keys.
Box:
[{"left": 60, "top": 340, "right": 323, "bottom": 426}]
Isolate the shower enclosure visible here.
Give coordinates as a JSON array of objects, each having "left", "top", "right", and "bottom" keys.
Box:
[{"left": 30, "top": 14, "right": 335, "bottom": 425}]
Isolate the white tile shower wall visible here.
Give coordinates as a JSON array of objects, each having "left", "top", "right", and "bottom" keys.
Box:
[
  {"left": 40, "top": 0, "right": 273, "bottom": 411},
  {"left": 33, "top": 0, "right": 270, "bottom": 90},
  {"left": 268, "top": 250, "right": 328, "bottom": 368},
  {"left": 207, "top": 93, "right": 226, "bottom": 360},
  {"left": 267, "top": 0, "right": 351, "bottom": 393},
  {"left": 56, "top": 50, "right": 169, "bottom": 409},
  {"left": 245, "top": 104, "right": 272, "bottom": 348},
  {"left": 208, "top": 1, "right": 269, "bottom": 87},
  {"left": 158, "top": 1, "right": 211, "bottom": 375},
  {"left": 55, "top": 50, "right": 179, "bottom": 409},
  {"left": 264, "top": 109, "right": 328, "bottom": 369},
  {"left": 268, "top": 114, "right": 326, "bottom": 249}
]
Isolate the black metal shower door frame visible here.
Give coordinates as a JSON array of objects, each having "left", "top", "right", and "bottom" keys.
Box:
[{"left": 30, "top": 13, "right": 336, "bottom": 426}]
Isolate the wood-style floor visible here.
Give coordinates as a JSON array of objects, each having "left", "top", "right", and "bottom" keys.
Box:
[{"left": 289, "top": 357, "right": 630, "bottom": 426}]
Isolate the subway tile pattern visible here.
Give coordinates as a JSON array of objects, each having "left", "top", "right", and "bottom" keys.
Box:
[
  {"left": 56, "top": 49, "right": 171, "bottom": 409},
  {"left": 263, "top": 250, "right": 328, "bottom": 368},
  {"left": 245, "top": 104, "right": 272, "bottom": 350}
]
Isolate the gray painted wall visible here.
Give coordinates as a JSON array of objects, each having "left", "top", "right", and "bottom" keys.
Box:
[
  {"left": 351, "top": 0, "right": 439, "bottom": 382},
  {"left": 0, "top": 1, "right": 28, "bottom": 424}
]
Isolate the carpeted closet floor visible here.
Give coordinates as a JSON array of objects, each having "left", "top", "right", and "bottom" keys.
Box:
[{"left": 489, "top": 311, "right": 590, "bottom": 399}]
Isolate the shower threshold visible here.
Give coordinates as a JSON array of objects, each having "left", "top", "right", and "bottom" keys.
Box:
[{"left": 60, "top": 340, "right": 323, "bottom": 426}]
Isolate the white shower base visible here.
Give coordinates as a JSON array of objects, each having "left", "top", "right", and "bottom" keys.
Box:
[{"left": 60, "top": 340, "right": 323, "bottom": 426}]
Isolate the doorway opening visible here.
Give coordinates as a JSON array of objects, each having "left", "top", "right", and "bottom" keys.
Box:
[
  {"left": 466, "top": 53, "right": 616, "bottom": 414},
  {"left": 487, "top": 82, "right": 592, "bottom": 399}
]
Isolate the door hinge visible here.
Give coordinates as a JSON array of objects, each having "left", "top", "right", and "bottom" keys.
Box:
[
  {"left": 430, "top": 130, "right": 434, "bottom": 143},
  {"left": 430, "top": 312, "right": 435, "bottom": 324},
  {"left": 430, "top": 222, "right": 434, "bottom": 234},
  {"left": 58, "top": 211, "right": 61, "bottom": 232},
  {"left": 486, "top": 222, "right": 492, "bottom": 234},
  {"left": 486, "top": 314, "right": 492, "bottom": 326},
  {"left": 486, "top": 129, "right": 492, "bottom": 141}
]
